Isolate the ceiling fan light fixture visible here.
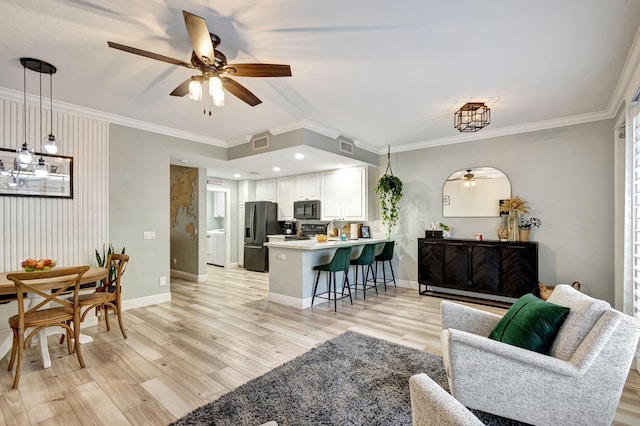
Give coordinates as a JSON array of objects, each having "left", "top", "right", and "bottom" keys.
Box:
[
  {"left": 454, "top": 102, "right": 491, "bottom": 132},
  {"left": 212, "top": 90, "right": 225, "bottom": 107},
  {"left": 188, "top": 80, "right": 203, "bottom": 101}
]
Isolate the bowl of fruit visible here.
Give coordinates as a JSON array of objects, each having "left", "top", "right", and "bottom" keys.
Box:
[{"left": 21, "top": 258, "right": 56, "bottom": 272}]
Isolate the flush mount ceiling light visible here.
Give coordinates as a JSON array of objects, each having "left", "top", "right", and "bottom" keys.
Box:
[
  {"left": 454, "top": 102, "right": 491, "bottom": 132},
  {"left": 294, "top": 153, "right": 304, "bottom": 160}
]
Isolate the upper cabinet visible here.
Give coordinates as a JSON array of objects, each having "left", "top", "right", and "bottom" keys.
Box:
[
  {"left": 238, "top": 180, "right": 255, "bottom": 206},
  {"left": 255, "top": 178, "right": 277, "bottom": 202},
  {"left": 213, "top": 191, "right": 225, "bottom": 217},
  {"left": 276, "top": 177, "right": 295, "bottom": 220},
  {"left": 321, "top": 167, "right": 367, "bottom": 221},
  {"left": 294, "top": 174, "right": 320, "bottom": 200}
]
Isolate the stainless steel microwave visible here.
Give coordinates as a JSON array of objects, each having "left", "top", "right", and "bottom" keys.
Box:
[{"left": 294, "top": 200, "right": 321, "bottom": 220}]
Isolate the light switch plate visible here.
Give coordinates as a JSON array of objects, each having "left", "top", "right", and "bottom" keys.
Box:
[{"left": 144, "top": 231, "right": 156, "bottom": 240}]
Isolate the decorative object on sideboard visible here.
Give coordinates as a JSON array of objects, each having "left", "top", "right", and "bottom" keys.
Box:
[
  {"left": 499, "top": 196, "right": 530, "bottom": 242},
  {"left": 439, "top": 222, "right": 452, "bottom": 239},
  {"left": 454, "top": 102, "right": 491, "bottom": 132},
  {"left": 375, "top": 145, "right": 403, "bottom": 238},
  {"left": 538, "top": 281, "right": 581, "bottom": 301},
  {"left": 497, "top": 213, "right": 509, "bottom": 241},
  {"left": 518, "top": 216, "right": 542, "bottom": 242}
]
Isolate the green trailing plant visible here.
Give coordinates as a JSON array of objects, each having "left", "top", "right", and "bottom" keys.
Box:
[
  {"left": 375, "top": 146, "right": 403, "bottom": 238},
  {"left": 96, "top": 243, "right": 126, "bottom": 285}
]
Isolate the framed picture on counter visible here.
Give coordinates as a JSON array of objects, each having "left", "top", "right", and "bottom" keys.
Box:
[{"left": 361, "top": 225, "right": 371, "bottom": 238}]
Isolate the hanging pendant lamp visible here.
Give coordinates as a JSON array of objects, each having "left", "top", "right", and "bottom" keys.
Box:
[
  {"left": 32, "top": 67, "right": 49, "bottom": 178},
  {"left": 44, "top": 70, "right": 58, "bottom": 154}
]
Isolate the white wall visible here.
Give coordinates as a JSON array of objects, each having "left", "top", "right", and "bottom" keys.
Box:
[
  {"left": 0, "top": 97, "right": 108, "bottom": 271},
  {"left": 384, "top": 119, "right": 615, "bottom": 303}
]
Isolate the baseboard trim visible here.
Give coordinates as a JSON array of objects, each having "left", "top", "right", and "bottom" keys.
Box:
[
  {"left": 122, "top": 292, "right": 171, "bottom": 310},
  {"left": 170, "top": 269, "right": 208, "bottom": 282}
]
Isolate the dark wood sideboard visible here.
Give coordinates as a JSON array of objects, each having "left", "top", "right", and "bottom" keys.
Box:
[{"left": 418, "top": 238, "right": 538, "bottom": 306}]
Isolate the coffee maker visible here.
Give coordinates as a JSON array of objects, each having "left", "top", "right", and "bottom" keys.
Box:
[{"left": 282, "top": 222, "right": 296, "bottom": 235}]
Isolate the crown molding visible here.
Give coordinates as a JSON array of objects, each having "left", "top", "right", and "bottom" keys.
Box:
[
  {"left": 390, "top": 110, "right": 613, "bottom": 154},
  {"left": 607, "top": 25, "right": 640, "bottom": 116},
  {"left": 0, "top": 87, "right": 227, "bottom": 147}
]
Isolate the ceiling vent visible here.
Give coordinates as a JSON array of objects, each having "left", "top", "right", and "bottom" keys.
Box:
[
  {"left": 339, "top": 139, "right": 354, "bottom": 154},
  {"left": 253, "top": 136, "right": 269, "bottom": 151}
]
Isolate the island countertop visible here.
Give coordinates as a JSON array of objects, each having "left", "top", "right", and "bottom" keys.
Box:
[{"left": 265, "top": 237, "right": 387, "bottom": 250}]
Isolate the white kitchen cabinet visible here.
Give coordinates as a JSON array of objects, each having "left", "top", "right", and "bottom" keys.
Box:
[
  {"left": 294, "top": 174, "right": 320, "bottom": 200},
  {"left": 276, "top": 176, "right": 295, "bottom": 220},
  {"left": 321, "top": 166, "right": 367, "bottom": 221},
  {"left": 239, "top": 180, "right": 256, "bottom": 205},
  {"left": 255, "top": 179, "right": 277, "bottom": 202}
]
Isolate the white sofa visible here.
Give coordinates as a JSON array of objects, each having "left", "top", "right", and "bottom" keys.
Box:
[{"left": 440, "top": 284, "right": 640, "bottom": 426}]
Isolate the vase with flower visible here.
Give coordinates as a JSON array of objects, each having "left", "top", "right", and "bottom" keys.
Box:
[
  {"left": 499, "top": 196, "right": 530, "bottom": 242},
  {"left": 518, "top": 215, "right": 541, "bottom": 242}
]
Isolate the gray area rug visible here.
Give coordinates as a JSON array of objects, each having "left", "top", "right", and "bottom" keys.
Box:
[{"left": 171, "top": 331, "right": 527, "bottom": 425}]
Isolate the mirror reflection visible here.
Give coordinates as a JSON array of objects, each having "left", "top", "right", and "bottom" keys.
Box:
[{"left": 442, "top": 167, "right": 511, "bottom": 217}]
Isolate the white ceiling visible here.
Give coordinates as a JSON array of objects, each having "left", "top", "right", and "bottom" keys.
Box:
[{"left": 1, "top": 0, "right": 639, "bottom": 178}]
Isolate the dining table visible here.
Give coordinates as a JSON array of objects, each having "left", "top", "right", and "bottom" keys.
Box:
[{"left": 0, "top": 266, "right": 107, "bottom": 368}]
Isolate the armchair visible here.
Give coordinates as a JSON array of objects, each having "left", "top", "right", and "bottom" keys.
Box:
[{"left": 440, "top": 285, "right": 640, "bottom": 426}]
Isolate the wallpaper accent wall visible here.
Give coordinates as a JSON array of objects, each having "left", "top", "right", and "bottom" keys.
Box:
[{"left": 0, "top": 97, "right": 108, "bottom": 271}]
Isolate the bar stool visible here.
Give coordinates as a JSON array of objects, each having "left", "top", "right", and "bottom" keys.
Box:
[
  {"left": 349, "top": 243, "right": 378, "bottom": 299},
  {"left": 312, "top": 247, "right": 353, "bottom": 312},
  {"left": 375, "top": 241, "right": 397, "bottom": 291}
]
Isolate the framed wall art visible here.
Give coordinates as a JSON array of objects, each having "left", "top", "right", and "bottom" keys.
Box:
[{"left": 0, "top": 148, "right": 73, "bottom": 198}]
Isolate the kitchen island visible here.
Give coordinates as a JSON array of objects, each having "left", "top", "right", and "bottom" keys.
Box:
[{"left": 264, "top": 238, "right": 387, "bottom": 309}]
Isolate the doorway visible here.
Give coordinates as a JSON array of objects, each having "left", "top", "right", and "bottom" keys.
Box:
[{"left": 206, "top": 186, "right": 231, "bottom": 268}]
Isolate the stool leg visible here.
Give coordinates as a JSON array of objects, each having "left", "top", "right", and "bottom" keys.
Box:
[
  {"left": 388, "top": 260, "right": 397, "bottom": 287},
  {"left": 381, "top": 261, "right": 387, "bottom": 291},
  {"left": 343, "top": 271, "right": 353, "bottom": 304},
  {"left": 332, "top": 272, "right": 338, "bottom": 312},
  {"left": 360, "top": 265, "right": 366, "bottom": 300},
  {"left": 368, "top": 264, "right": 378, "bottom": 295},
  {"left": 312, "top": 270, "right": 321, "bottom": 306}
]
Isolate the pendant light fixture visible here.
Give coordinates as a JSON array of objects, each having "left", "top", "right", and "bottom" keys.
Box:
[
  {"left": 44, "top": 68, "right": 58, "bottom": 154},
  {"left": 19, "top": 58, "right": 57, "bottom": 178},
  {"left": 32, "top": 67, "right": 49, "bottom": 178},
  {"left": 18, "top": 60, "right": 33, "bottom": 165}
]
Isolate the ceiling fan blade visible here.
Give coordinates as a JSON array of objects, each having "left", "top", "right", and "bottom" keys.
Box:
[
  {"left": 182, "top": 10, "right": 215, "bottom": 66},
  {"left": 170, "top": 78, "right": 193, "bottom": 97},
  {"left": 224, "top": 63, "right": 292, "bottom": 78},
  {"left": 221, "top": 77, "right": 262, "bottom": 106},
  {"left": 107, "top": 41, "right": 194, "bottom": 69}
]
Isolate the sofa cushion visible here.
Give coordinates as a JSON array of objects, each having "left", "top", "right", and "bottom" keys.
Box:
[
  {"left": 489, "top": 293, "right": 570, "bottom": 354},
  {"left": 546, "top": 284, "right": 610, "bottom": 360}
]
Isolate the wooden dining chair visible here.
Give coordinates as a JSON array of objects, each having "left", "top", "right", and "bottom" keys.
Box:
[
  {"left": 77, "top": 253, "right": 129, "bottom": 339},
  {"left": 6, "top": 265, "right": 90, "bottom": 389}
]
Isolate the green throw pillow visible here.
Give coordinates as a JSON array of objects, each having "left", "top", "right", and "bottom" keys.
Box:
[{"left": 488, "top": 293, "right": 570, "bottom": 354}]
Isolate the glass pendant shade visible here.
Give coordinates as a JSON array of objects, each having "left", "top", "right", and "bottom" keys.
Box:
[
  {"left": 8, "top": 174, "right": 18, "bottom": 187},
  {"left": 44, "top": 133, "right": 58, "bottom": 154},
  {"left": 209, "top": 77, "right": 225, "bottom": 106},
  {"left": 0, "top": 160, "right": 8, "bottom": 176},
  {"left": 18, "top": 142, "right": 32, "bottom": 164},
  {"left": 188, "top": 80, "right": 203, "bottom": 101},
  {"left": 33, "top": 157, "right": 49, "bottom": 178}
]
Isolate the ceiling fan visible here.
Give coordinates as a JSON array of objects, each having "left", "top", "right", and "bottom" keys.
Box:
[{"left": 107, "top": 10, "right": 292, "bottom": 108}]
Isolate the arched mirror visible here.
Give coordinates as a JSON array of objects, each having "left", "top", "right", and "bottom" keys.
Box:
[{"left": 442, "top": 167, "right": 511, "bottom": 217}]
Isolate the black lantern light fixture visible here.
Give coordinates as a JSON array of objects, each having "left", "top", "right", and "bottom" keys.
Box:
[{"left": 454, "top": 102, "right": 491, "bottom": 132}]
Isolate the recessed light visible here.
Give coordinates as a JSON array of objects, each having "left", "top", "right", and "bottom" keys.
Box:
[
  {"left": 179, "top": 159, "right": 188, "bottom": 164},
  {"left": 273, "top": 167, "right": 281, "bottom": 172},
  {"left": 294, "top": 153, "right": 304, "bottom": 160},
  {"left": 233, "top": 173, "right": 241, "bottom": 178}
]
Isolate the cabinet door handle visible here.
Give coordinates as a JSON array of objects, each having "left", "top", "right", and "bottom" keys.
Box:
[
  {"left": 476, "top": 244, "right": 494, "bottom": 247},
  {"left": 447, "top": 243, "right": 464, "bottom": 246},
  {"left": 507, "top": 245, "right": 527, "bottom": 249}
]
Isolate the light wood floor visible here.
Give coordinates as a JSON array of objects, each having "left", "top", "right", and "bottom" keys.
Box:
[{"left": 0, "top": 266, "right": 638, "bottom": 425}]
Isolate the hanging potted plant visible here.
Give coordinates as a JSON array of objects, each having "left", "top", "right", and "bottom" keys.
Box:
[{"left": 375, "top": 146, "right": 403, "bottom": 238}]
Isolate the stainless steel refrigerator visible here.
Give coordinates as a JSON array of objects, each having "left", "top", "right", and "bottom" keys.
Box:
[{"left": 244, "top": 201, "right": 280, "bottom": 272}]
